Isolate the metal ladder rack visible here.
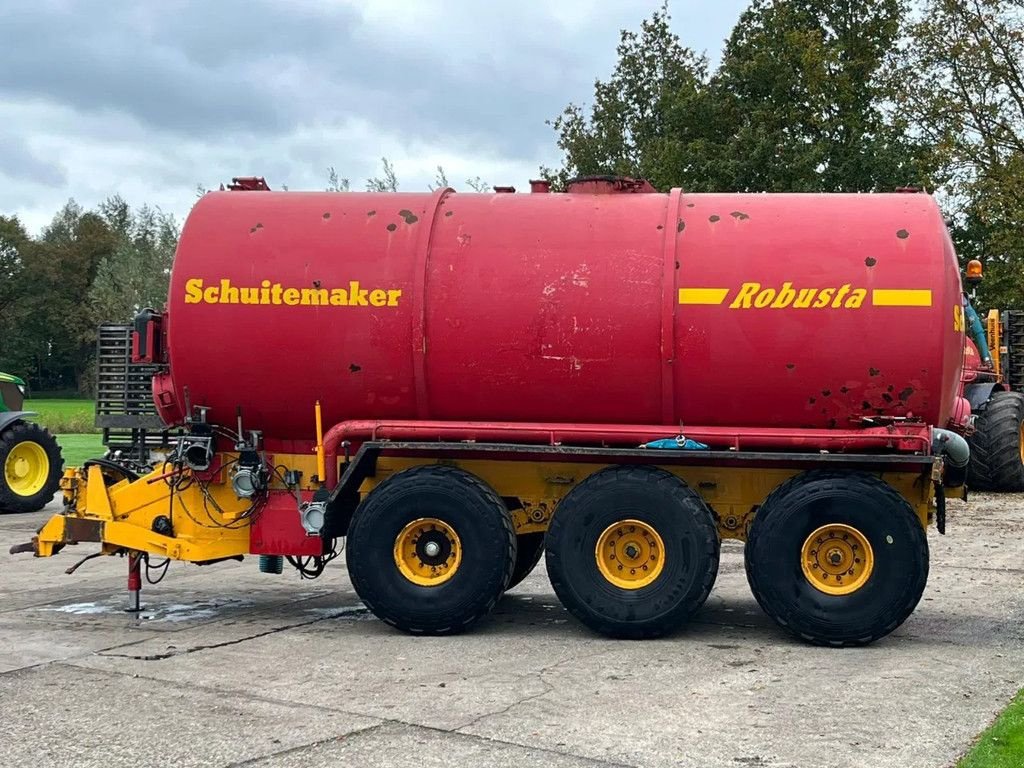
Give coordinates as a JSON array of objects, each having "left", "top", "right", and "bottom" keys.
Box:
[{"left": 95, "top": 323, "right": 173, "bottom": 458}]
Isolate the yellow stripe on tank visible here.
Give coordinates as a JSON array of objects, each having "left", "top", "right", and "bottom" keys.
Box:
[
  {"left": 678, "top": 288, "right": 730, "bottom": 305},
  {"left": 871, "top": 289, "right": 933, "bottom": 307}
]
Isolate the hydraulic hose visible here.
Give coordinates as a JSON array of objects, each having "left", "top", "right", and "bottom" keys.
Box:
[{"left": 964, "top": 297, "right": 993, "bottom": 366}]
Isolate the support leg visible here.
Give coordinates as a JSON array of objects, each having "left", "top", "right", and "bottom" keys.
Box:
[{"left": 126, "top": 552, "right": 142, "bottom": 613}]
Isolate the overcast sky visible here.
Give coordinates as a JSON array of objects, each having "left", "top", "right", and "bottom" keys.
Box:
[{"left": 1, "top": 0, "right": 748, "bottom": 233}]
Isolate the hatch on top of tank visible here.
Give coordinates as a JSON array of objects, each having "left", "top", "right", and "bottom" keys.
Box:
[{"left": 565, "top": 176, "right": 658, "bottom": 194}]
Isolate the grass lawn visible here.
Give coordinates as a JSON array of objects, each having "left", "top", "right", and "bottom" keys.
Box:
[
  {"left": 960, "top": 689, "right": 1024, "bottom": 767},
  {"left": 24, "top": 399, "right": 97, "bottom": 434},
  {"left": 20, "top": 398, "right": 103, "bottom": 466},
  {"left": 56, "top": 433, "right": 107, "bottom": 467}
]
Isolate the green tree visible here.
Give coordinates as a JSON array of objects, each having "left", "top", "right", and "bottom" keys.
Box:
[
  {"left": 541, "top": 3, "right": 712, "bottom": 190},
  {"left": 429, "top": 166, "right": 450, "bottom": 191},
  {"left": 326, "top": 167, "right": 350, "bottom": 192},
  {"left": 88, "top": 197, "right": 179, "bottom": 329},
  {"left": 903, "top": 0, "right": 1024, "bottom": 307},
  {"left": 16, "top": 201, "right": 118, "bottom": 391},
  {"left": 712, "top": 0, "right": 934, "bottom": 192},
  {"left": 0, "top": 216, "right": 33, "bottom": 377},
  {"left": 464, "top": 176, "right": 491, "bottom": 192},
  {"left": 366, "top": 157, "right": 399, "bottom": 192},
  {"left": 545, "top": 1, "right": 934, "bottom": 193}
]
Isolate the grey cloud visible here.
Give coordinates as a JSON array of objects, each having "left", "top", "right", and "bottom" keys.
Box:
[
  {"left": 0, "top": 0, "right": 748, "bottom": 231},
  {"left": 0, "top": 130, "right": 67, "bottom": 187},
  {"left": 0, "top": 2, "right": 305, "bottom": 136},
  {"left": 0, "top": 1, "right": 661, "bottom": 155}
]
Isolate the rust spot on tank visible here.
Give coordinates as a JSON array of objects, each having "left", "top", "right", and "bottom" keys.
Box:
[
  {"left": 656, "top": 224, "right": 664, "bottom": 230},
  {"left": 828, "top": 418, "right": 837, "bottom": 429},
  {"left": 821, "top": 389, "right": 832, "bottom": 397},
  {"left": 675, "top": 261, "right": 680, "bottom": 269},
  {"left": 445, "top": 210, "right": 454, "bottom": 217},
  {"left": 786, "top": 363, "right": 795, "bottom": 370},
  {"left": 865, "top": 257, "right": 876, "bottom": 267},
  {"left": 897, "top": 229, "right": 910, "bottom": 239},
  {"left": 730, "top": 211, "right": 750, "bottom": 221},
  {"left": 322, "top": 212, "right": 331, "bottom": 220},
  {"left": 677, "top": 219, "right": 686, "bottom": 232},
  {"left": 709, "top": 215, "right": 721, "bottom": 223},
  {"left": 840, "top": 386, "right": 849, "bottom": 394},
  {"left": 882, "top": 393, "right": 894, "bottom": 403},
  {"left": 686, "top": 203, "right": 696, "bottom": 208},
  {"left": 808, "top": 397, "right": 817, "bottom": 405},
  {"left": 249, "top": 222, "right": 263, "bottom": 234},
  {"left": 349, "top": 363, "right": 362, "bottom": 373},
  {"left": 875, "top": 408, "right": 886, "bottom": 415},
  {"left": 887, "top": 385, "right": 895, "bottom": 392},
  {"left": 869, "top": 368, "right": 881, "bottom": 377},
  {"left": 312, "top": 280, "right": 321, "bottom": 288},
  {"left": 367, "top": 210, "right": 376, "bottom": 217},
  {"left": 899, "top": 386, "right": 914, "bottom": 401},
  {"left": 399, "top": 209, "right": 419, "bottom": 225},
  {"left": 862, "top": 400, "right": 872, "bottom": 410},
  {"left": 386, "top": 223, "right": 398, "bottom": 232}
]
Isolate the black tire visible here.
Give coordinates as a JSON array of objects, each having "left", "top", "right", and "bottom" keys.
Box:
[
  {"left": 506, "top": 532, "right": 545, "bottom": 590},
  {"left": 967, "top": 391, "right": 1024, "bottom": 491},
  {"left": 0, "top": 421, "right": 63, "bottom": 514},
  {"left": 745, "top": 471, "right": 928, "bottom": 647},
  {"left": 545, "top": 465, "right": 720, "bottom": 639},
  {"left": 346, "top": 465, "right": 516, "bottom": 635}
]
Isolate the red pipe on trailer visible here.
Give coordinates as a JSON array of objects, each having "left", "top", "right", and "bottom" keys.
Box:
[{"left": 321, "top": 420, "right": 933, "bottom": 488}]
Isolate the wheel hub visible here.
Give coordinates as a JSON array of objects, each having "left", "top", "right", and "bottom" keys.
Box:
[
  {"left": 800, "top": 523, "right": 874, "bottom": 596},
  {"left": 3, "top": 441, "right": 49, "bottom": 497},
  {"left": 393, "top": 518, "right": 461, "bottom": 586},
  {"left": 594, "top": 519, "right": 665, "bottom": 590}
]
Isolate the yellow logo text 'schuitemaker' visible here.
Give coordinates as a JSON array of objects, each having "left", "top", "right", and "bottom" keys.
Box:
[
  {"left": 184, "top": 278, "right": 402, "bottom": 307},
  {"left": 678, "top": 282, "right": 932, "bottom": 309}
]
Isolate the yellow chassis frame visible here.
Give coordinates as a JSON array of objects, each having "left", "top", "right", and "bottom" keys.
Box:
[{"left": 29, "top": 451, "right": 939, "bottom": 564}]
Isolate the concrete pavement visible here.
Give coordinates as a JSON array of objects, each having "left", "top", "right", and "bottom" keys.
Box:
[{"left": 1, "top": 493, "right": 1022, "bottom": 767}]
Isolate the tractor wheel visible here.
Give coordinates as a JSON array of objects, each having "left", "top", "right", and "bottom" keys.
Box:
[
  {"left": 0, "top": 421, "right": 63, "bottom": 514},
  {"left": 506, "top": 532, "right": 545, "bottom": 590},
  {"left": 967, "top": 391, "right": 1024, "bottom": 491},
  {"left": 346, "top": 465, "right": 516, "bottom": 635},
  {"left": 745, "top": 471, "right": 928, "bottom": 647},
  {"left": 544, "top": 465, "right": 719, "bottom": 639}
]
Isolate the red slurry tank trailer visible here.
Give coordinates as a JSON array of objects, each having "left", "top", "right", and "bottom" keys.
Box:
[{"left": 18, "top": 178, "right": 970, "bottom": 646}]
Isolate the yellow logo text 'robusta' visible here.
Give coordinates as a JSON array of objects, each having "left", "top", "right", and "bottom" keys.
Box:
[{"left": 679, "top": 282, "right": 932, "bottom": 309}]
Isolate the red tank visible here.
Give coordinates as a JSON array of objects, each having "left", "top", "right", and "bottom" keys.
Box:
[{"left": 153, "top": 183, "right": 964, "bottom": 447}]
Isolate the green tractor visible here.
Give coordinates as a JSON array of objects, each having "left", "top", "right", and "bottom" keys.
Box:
[{"left": 0, "top": 373, "right": 63, "bottom": 513}]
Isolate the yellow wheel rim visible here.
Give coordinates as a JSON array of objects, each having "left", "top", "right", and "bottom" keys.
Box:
[
  {"left": 595, "top": 519, "right": 665, "bottom": 590},
  {"left": 801, "top": 524, "right": 874, "bottom": 596},
  {"left": 4, "top": 441, "right": 49, "bottom": 497},
  {"left": 393, "top": 518, "right": 462, "bottom": 586},
  {"left": 1018, "top": 422, "right": 1024, "bottom": 464}
]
